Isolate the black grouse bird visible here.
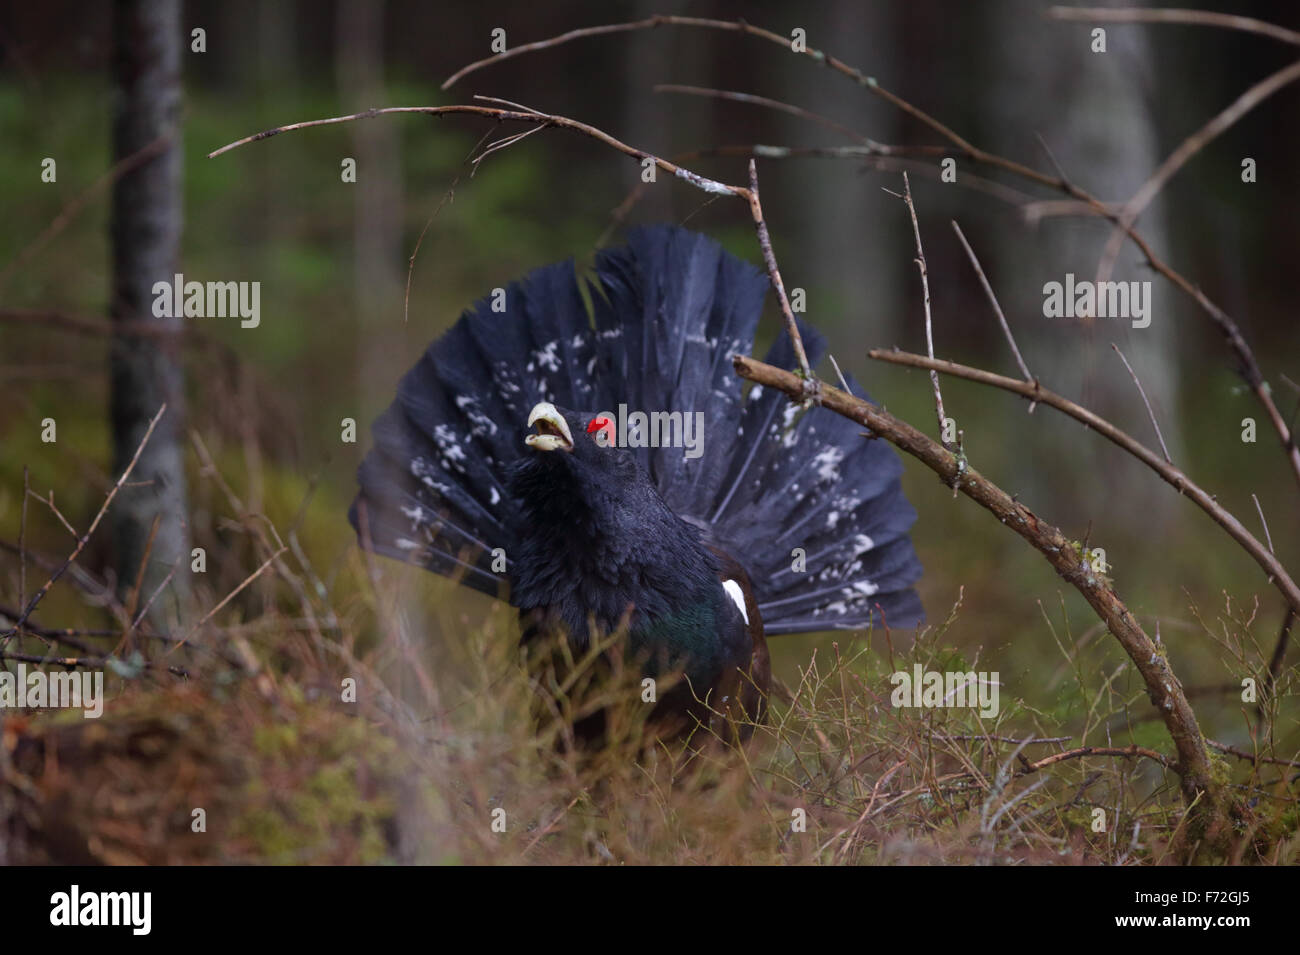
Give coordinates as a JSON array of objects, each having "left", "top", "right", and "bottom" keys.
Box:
[{"left": 350, "top": 226, "right": 923, "bottom": 741}]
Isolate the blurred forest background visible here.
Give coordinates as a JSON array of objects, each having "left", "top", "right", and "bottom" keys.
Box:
[{"left": 1, "top": 1, "right": 1298, "bottom": 862}]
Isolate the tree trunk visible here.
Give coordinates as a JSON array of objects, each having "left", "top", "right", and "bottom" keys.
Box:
[
  {"left": 109, "top": 0, "right": 190, "bottom": 633},
  {"left": 779, "top": 0, "right": 905, "bottom": 350},
  {"left": 336, "top": 0, "right": 405, "bottom": 424}
]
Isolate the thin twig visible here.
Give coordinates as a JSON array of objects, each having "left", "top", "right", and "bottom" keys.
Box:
[
  {"left": 1251, "top": 493, "right": 1274, "bottom": 554},
  {"left": 169, "top": 547, "right": 286, "bottom": 654},
  {"left": 0, "top": 648, "right": 189, "bottom": 676},
  {"left": 654, "top": 84, "right": 879, "bottom": 146},
  {"left": 951, "top": 221, "right": 1032, "bottom": 382},
  {"left": 18, "top": 467, "right": 28, "bottom": 635},
  {"left": 1206, "top": 738, "right": 1300, "bottom": 769},
  {"left": 129, "top": 558, "right": 182, "bottom": 634},
  {"left": 403, "top": 126, "right": 499, "bottom": 323},
  {"left": 0, "top": 603, "right": 209, "bottom": 675},
  {"left": 0, "top": 308, "right": 124, "bottom": 336},
  {"left": 898, "top": 173, "right": 945, "bottom": 443},
  {"left": 827, "top": 353, "right": 852, "bottom": 394},
  {"left": 472, "top": 121, "right": 550, "bottom": 168},
  {"left": 1261, "top": 608, "right": 1294, "bottom": 719},
  {"left": 210, "top": 105, "right": 730, "bottom": 201},
  {"left": 522, "top": 792, "right": 585, "bottom": 855},
  {"left": 1047, "top": 6, "right": 1300, "bottom": 47},
  {"left": 404, "top": 179, "right": 458, "bottom": 323},
  {"left": 1111, "top": 343, "right": 1172, "bottom": 464},
  {"left": 1033, "top": 132, "right": 1072, "bottom": 187},
  {"left": 1019, "top": 745, "right": 1172, "bottom": 773},
  {"left": 1, "top": 404, "right": 167, "bottom": 645},
  {"left": 933, "top": 734, "right": 1073, "bottom": 745},
  {"left": 443, "top": 15, "right": 982, "bottom": 155},
  {"left": 746, "top": 160, "right": 813, "bottom": 383},
  {"left": 471, "top": 93, "right": 546, "bottom": 115},
  {"left": 31, "top": 488, "right": 77, "bottom": 538}
]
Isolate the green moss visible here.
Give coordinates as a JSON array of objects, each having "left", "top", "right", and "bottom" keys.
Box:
[
  {"left": 232, "top": 696, "right": 408, "bottom": 864},
  {"left": 1208, "top": 753, "right": 1232, "bottom": 788},
  {"left": 253, "top": 723, "right": 299, "bottom": 755}
]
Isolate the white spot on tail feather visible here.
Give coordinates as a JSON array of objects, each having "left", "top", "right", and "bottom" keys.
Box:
[
  {"left": 844, "top": 580, "right": 879, "bottom": 597},
  {"left": 533, "top": 340, "right": 561, "bottom": 372},
  {"left": 813, "top": 446, "right": 844, "bottom": 482}
]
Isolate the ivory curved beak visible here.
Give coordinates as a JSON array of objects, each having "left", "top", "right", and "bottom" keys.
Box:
[{"left": 525, "top": 401, "right": 574, "bottom": 452}]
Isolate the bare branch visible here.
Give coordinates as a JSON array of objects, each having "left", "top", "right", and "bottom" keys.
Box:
[
  {"left": 898, "top": 173, "right": 946, "bottom": 444},
  {"left": 732, "top": 354, "right": 1222, "bottom": 814},
  {"left": 1096, "top": 58, "right": 1300, "bottom": 283},
  {"left": 1047, "top": 7, "right": 1300, "bottom": 47},
  {"left": 1019, "top": 744, "right": 1172, "bottom": 773},
  {"left": 933, "top": 734, "right": 1073, "bottom": 745},
  {"left": 437, "top": 13, "right": 1300, "bottom": 487},
  {"left": 1206, "top": 738, "right": 1300, "bottom": 769},
  {"left": 212, "top": 108, "right": 817, "bottom": 382},
  {"left": 866, "top": 348, "right": 1300, "bottom": 617},
  {"left": 746, "top": 160, "right": 814, "bottom": 383},
  {"left": 0, "top": 307, "right": 180, "bottom": 339},
  {"left": 211, "top": 105, "right": 727, "bottom": 202},
  {"left": 442, "top": 12, "right": 1300, "bottom": 485}
]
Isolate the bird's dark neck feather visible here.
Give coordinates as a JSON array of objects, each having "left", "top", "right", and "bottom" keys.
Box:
[{"left": 506, "top": 455, "right": 726, "bottom": 671}]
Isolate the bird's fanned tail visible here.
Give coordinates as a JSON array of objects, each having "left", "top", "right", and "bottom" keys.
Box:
[{"left": 351, "top": 225, "right": 924, "bottom": 631}]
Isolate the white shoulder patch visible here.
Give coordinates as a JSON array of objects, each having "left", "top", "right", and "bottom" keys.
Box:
[{"left": 722, "top": 579, "right": 749, "bottom": 625}]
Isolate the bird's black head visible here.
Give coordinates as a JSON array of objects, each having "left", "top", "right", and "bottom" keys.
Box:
[
  {"left": 505, "top": 401, "right": 724, "bottom": 662},
  {"left": 518, "top": 401, "right": 636, "bottom": 498},
  {"left": 509, "top": 401, "right": 667, "bottom": 559}
]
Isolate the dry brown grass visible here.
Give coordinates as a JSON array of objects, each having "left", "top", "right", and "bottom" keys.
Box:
[{"left": 2, "top": 422, "right": 1298, "bottom": 866}]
